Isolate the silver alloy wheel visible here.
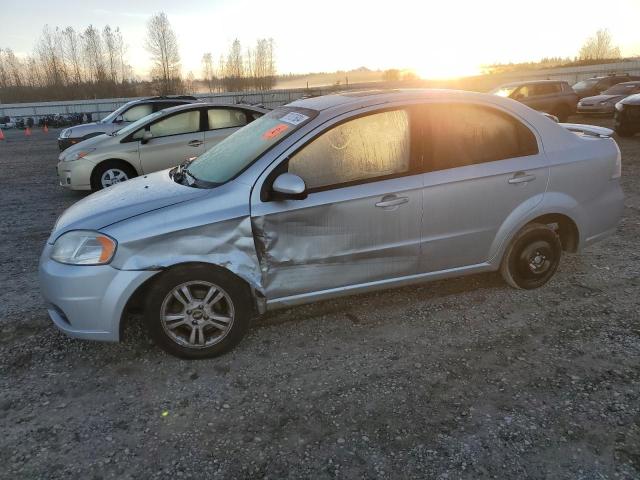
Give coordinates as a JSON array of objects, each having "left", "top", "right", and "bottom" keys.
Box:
[
  {"left": 101, "top": 168, "right": 129, "bottom": 188},
  {"left": 160, "top": 280, "right": 235, "bottom": 349}
]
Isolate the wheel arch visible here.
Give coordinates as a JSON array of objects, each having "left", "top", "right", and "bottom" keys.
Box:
[
  {"left": 119, "top": 261, "right": 264, "bottom": 340},
  {"left": 490, "top": 195, "right": 582, "bottom": 266}
]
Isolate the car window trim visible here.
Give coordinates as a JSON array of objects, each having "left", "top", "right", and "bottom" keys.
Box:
[
  {"left": 125, "top": 108, "right": 204, "bottom": 142},
  {"left": 261, "top": 106, "right": 422, "bottom": 200},
  {"left": 420, "top": 102, "right": 540, "bottom": 175}
]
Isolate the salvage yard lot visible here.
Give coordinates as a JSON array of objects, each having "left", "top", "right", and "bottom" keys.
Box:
[{"left": 0, "top": 118, "right": 639, "bottom": 479}]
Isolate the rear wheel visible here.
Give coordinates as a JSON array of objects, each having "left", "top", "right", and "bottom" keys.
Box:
[
  {"left": 144, "top": 265, "right": 253, "bottom": 359},
  {"left": 615, "top": 126, "right": 636, "bottom": 137},
  {"left": 500, "top": 223, "right": 562, "bottom": 290},
  {"left": 91, "top": 160, "right": 137, "bottom": 191}
]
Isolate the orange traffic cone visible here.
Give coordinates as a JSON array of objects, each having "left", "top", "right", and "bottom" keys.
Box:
[
  {"left": 25, "top": 127, "right": 31, "bottom": 137},
  {"left": 0, "top": 128, "right": 4, "bottom": 141},
  {"left": 43, "top": 124, "right": 49, "bottom": 134}
]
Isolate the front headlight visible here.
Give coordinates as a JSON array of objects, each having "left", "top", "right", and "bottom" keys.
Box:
[
  {"left": 63, "top": 149, "right": 96, "bottom": 162},
  {"left": 615, "top": 102, "right": 624, "bottom": 112},
  {"left": 61, "top": 128, "right": 72, "bottom": 138},
  {"left": 51, "top": 230, "right": 117, "bottom": 265}
]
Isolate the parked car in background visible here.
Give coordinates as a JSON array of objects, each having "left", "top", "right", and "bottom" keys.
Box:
[
  {"left": 40, "top": 89, "right": 624, "bottom": 358},
  {"left": 572, "top": 74, "right": 640, "bottom": 99},
  {"left": 0, "top": 116, "right": 16, "bottom": 129},
  {"left": 577, "top": 81, "right": 640, "bottom": 115},
  {"left": 57, "top": 95, "right": 200, "bottom": 151},
  {"left": 614, "top": 93, "right": 640, "bottom": 137},
  {"left": 57, "top": 103, "right": 267, "bottom": 190},
  {"left": 491, "top": 80, "right": 577, "bottom": 121}
]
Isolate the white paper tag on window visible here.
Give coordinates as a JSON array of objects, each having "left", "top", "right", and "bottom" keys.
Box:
[{"left": 280, "top": 112, "right": 309, "bottom": 125}]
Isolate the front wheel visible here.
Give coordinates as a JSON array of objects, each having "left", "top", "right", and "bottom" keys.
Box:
[
  {"left": 144, "top": 265, "right": 253, "bottom": 359},
  {"left": 500, "top": 223, "right": 562, "bottom": 290},
  {"left": 91, "top": 160, "right": 137, "bottom": 191}
]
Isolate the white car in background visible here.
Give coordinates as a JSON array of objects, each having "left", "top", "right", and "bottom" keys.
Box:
[
  {"left": 0, "top": 116, "right": 17, "bottom": 129},
  {"left": 57, "top": 103, "right": 268, "bottom": 190},
  {"left": 57, "top": 95, "right": 200, "bottom": 151}
]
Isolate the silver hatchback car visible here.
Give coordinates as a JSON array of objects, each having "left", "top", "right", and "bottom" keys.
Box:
[{"left": 39, "top": 89, "right": 624, "bottom": 358}]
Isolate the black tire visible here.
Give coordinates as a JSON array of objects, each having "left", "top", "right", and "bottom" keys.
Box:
[
  {"left": 552, "top": 104, "right": 570, "bottom": 123},
  {"left": 90, "top": 160, "right": 137, "bottom": 191},
  {"left": 143, "top": 264, "right": 253, "bottom": 359},
  {"left": 500, "top": 223, "right": 562, "bottom": 290},
  {"left": 615, "top": 127, "right": 636, "bottom": 138}
]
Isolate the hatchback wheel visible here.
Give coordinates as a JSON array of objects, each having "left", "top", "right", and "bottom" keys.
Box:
[
  {"left": 500, "top": 223, "right": 562, "bottom": 289},
  {"left": 144, "top": 265, "right": 253, "bottom": 359},
  {"left": 91, "top": 161, "right": 137, "bottom": 191}
]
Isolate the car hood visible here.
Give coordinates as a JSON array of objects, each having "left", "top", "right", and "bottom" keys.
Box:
[
  {"left": 58, "top": 134, "right": 112, "bottom": 160},
  {"left": 63, "top": 121, "right": 117, "bottom": 138},
  {"left": 48, "top": 170, "right": 208, "bottom": 242},
  {"left": 620, "top": 93, "right": 640, "bottom": 105},
  {"left": 579, "top": 94, "right": 625, "bottom": 104}
]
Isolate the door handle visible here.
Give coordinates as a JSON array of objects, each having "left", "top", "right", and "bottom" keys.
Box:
[
  {"left": 375, "top": 196, "right": 409, "bottom": 208},
  {"left": 508, "top": 172, "right": 536, "bottom": 185},
  {"left": 188, "top": 140, "right": 203, "bottom": 147}
]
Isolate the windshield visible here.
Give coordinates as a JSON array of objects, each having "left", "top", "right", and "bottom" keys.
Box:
[
  {"left": 491, "top": 85, "right": 519, "bottom": 97},
  {"left": 114, "top": 110, "right": 164, "bottom": 137},
  {"left": 573, "top": 79, "right": 598, "bottom": 91},
  {"left": 100, "top": 101, "right": 135, "bottom": 124},
  {"left": 603, "top": 83, "right": 640, "bottom": 95},
  {"left": 187, "top": 106, "right": 317, "bottom": 185}
]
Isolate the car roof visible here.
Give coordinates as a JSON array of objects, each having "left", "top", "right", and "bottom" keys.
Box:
[
  {"left": 287, "top": 88, "right": 520, "bottom": 113},
  {"left": 612, "top": 81, "right": 640, "bottom": 86},
  {"left": 497, "top": 79, "right": 566, "bottom": 88},
  {"left": 158, "top": 102, "right": 268, "bottom": 114}
]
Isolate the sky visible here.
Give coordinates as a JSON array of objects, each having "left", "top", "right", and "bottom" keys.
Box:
[{"left": 2, "top": 0, "right": 640, "bottom": 79}]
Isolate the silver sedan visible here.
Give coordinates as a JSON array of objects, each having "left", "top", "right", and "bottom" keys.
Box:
[{"left": 39, "top": 89, "right": 624, "bottom": 358}]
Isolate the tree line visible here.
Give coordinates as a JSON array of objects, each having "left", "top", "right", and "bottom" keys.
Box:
[
  {"left": 0, "top": 12, "right": 278, "bottom": 103},
  {"left": 0, "top": 25, "right": 139, "bottom": 103}
]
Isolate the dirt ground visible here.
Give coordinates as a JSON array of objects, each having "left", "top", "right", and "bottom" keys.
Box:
[{"left": 0, "top": 117, "right": 639, "bottom": 480}]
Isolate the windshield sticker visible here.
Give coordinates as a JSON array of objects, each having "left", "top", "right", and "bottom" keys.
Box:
[
  {"left": 262, "top": 123, "right": 289, "bottom": 139},
  {"left": 280, "top": 112, "right": 309, "bottom": 125}
]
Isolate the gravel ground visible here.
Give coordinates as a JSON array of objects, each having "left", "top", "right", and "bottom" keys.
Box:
[{"left": 0, "top": 118, "right": 639, "bottom": 479}]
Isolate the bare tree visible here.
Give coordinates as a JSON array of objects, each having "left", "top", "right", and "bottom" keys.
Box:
[
  {"left": 37, "top": 26, "right": 67, "bottom": 87},
  {"left": 83, "top": 25, "right": 107, "bottom": 83},
  {"left": 0, "top": 49, "right": 9, "bottom": 89},
  {"left": 145, "top": 12, "right": 181, "bottom": 94},
  {"left": 225, "top": 39, "right": 244, "bottom": 91},
  {"left": 103, "top": 26, "right": 119, "bottom": 83},
  {"left": 61, "top": 27, "right": 83, "bottom": 85},
  {"left": 4, "top": 49, "right": 24, "bottom": 88},
  {"left": 579, "top": 29, "right": 621, "bottom": 61},
  {"left": 201, "top": 52, "right": 214, "bottom": 93}
]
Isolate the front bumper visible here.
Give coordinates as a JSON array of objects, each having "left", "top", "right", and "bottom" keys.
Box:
[
  {"left": 58, "top": 137, "right": 83, "bottom": 152},
  {"left": 577, "top": 104, "right": 615, "bottom": 115},
  {"left": 56, "top": 159, "right": 95, "bottom": 190},
  {"left": 39, "top": 244, "right": 159, "bottom": 341}
]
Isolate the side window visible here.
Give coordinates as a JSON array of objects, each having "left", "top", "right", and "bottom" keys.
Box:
[
  {"left": 207, "top": 109, "right": 248, "bottom": 130},
  {"left": 122, "top": 104, "right": 153, "bottom": 122},
  {"left": 288, "top": 110, "right": 411, "bottom": 190},
  {"left": 534, "top": 83, "right": 561, "bottom": 95},
  {"left": 515, "top": 85, "right": 531, "bottom": 98},
  {"left": 424, "top": 104, "right": 538, "bottom": 173},
  {"left": 133, "top": 111, "right": 200, "bottom": 139}
]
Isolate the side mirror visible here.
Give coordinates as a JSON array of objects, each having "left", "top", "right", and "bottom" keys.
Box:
[
  {"left": 272, "top": 173, "right": 307, "bottom": 200},
  {"left": 114, "top": 115, "right": 124, "bottom": 124},
  {"left": 141, "top": 131, "right": 153, "bottom": 144}
]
